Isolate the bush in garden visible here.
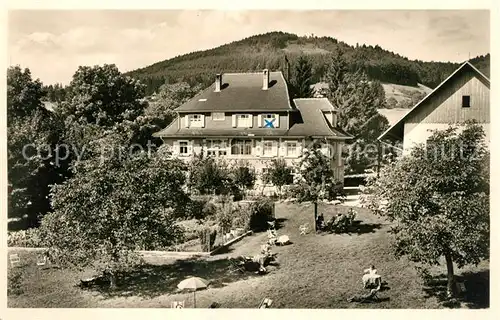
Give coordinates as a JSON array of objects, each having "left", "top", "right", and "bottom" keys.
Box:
[
  {"left": 248, "top": 198, "right": 275, "bottom": 232},
  {"left": 7, "top": 228, "right": 43, "bottom": 247},
  {"left": 185, "top": 196, "right": 217, "bottom": 220},
  {"left": 215, "top": 201, "right": 235, "bottom": 235},
  {"left": 197, "top": 227, "right": 217, "bottom": 252},
  {"left": 187, "top": 155, "right": 233, "bottom": 195},
  {"left": 231, "top": 162, "right": 256, "bottom": 197},
  {"left": 8, "top": 267, "right": 24, "bottom": 296},
  {"left": 324, "top": 209, "right": 357, "bottom": 233},
  {"left": 231, "top": 202, "right": 252, "bottom": 231}
]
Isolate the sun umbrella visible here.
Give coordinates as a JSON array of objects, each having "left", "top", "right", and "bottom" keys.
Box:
[{"left": 177, "top": 277, "right": 210, "bottom": 308}]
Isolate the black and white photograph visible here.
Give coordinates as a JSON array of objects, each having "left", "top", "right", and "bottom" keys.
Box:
[{"left": 4, "top": 4, "right": 494, "bottom": 311}]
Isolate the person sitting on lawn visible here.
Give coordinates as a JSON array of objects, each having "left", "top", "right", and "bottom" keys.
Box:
[
  {"left": 267, "top": 229, "right": 277, "bottom": 245},
  {"left": 362, "top": 265, "right": 382, "bottom": 289},
  {"left": 364, "top": 265, "right": 377, "bottom": 275},
  {"left": 261, "top": 243, "right": 271, "bottom": 255},
  {"left": 347, "top": 288, "right": 380, "bottom": 303}
]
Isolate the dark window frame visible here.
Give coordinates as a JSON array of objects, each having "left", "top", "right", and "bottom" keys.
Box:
[{"left": 462, "top": 95, "right": 471, "bottom": 108}]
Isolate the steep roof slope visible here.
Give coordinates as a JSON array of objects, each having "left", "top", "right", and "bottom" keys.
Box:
[
  {"left": 378, "top": 61, "right": 490, "bottom": 141},
  {"left": 175, "top": 71, "right": 292, "bottom": 112},
  {"left": 153, "top": 97, "right": 352, "bottom": 139}
]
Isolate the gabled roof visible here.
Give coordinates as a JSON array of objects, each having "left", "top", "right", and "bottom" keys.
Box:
[
  {"left": 289, "top": 98, "right": 352, "bottom": 138},
  {"left": 153, "top": 98, "right": 352, "bottom": 139},
  {"left": 175, "top": 71, "right": 293, "bottom": 112},
  {"left": 378, "top": 61, "right": 490, "bottom": 141}
]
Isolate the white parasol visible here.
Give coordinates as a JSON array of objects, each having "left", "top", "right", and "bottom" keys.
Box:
[{"left": 177, "top": 276, "right": 210, "bottom": 308}]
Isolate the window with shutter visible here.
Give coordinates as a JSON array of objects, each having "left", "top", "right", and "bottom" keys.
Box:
[
  {"left": 179, "top": 141, "right": 189, "bottom": 155},
  {"left": 237, "top": 114, "right": 252, "bottom": 128}
]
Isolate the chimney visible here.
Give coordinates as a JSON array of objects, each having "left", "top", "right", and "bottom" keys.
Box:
[
  {"left": 332, "top": 110, "right": 338, "bottom": 127},
  {"left": 215, "top": 73, "right": 222, "bottom": 92},
  {"left": 262, "top": 69, "right": 269, "bottom": 90}
]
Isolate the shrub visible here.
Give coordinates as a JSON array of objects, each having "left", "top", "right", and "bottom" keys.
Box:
[
  {"left": 197, "top": 227, "right": 217, "bottom": 252},
  {"left": 177, "top": 219, "right": 210, "bottom": 242},
  {"left": 185, "top": 196, "right": 217, "bottom": 220},
  {"left": 7, "top": 228, "right": 43, "bottom": 247},
  {"left": 215, "top": 202, "right": 235, "bottom": 234},
  {"left": 324, "top": 209, "right": 357, "bottom": 233},
  {"left": 8, "top": 267, "right": 24, "bottom": 295},
  {"left": 248, "top": 198, "right": 274, "bottom": 231},
  {"left": 231, "top": 163, "right": 256, "bottom": 195}
]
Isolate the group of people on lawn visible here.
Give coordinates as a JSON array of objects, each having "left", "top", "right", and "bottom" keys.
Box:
[{"left": 315, "top": 208, "right": 356, "bottom": 232}]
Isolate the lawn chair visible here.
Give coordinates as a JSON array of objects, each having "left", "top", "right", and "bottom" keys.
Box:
[
  {"left": 9, "top": 253, "right": 21, "bottom": 267},
  {"left": 171, "top": 301, "right": 185, "bottom": 308},
  {"left": 258, "top": 297, "right": 273, "bottom": 308},
  {"left": 36, "top": 254, "right": 48, "bottom": 267},
  {"left": 276, "top": 235, "right": 290, "bottom": 246},
  {"left": 299, "top": 223, "right": 309, "bottom": 235},
  {"left": 228, "top": 258, "right": 245, "bottom": 274}
]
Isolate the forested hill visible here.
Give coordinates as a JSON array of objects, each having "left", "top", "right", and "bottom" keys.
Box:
[{"left": 126, "top": 31, "right": 490, "bottom": 96}]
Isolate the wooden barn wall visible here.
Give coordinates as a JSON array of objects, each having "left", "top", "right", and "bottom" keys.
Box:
[{"left": 406, "top": 69, "right": 490, "bottom": 125}]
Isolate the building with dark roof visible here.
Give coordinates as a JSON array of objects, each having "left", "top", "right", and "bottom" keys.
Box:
[
  {"left": 154, "top": 69, "right": 353, "bottom": 184},
  {"left": 378, "top": 61, "right": 490, "bottom": 153}
]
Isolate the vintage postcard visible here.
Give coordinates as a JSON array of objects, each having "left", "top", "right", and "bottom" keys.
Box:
[{"left": 2, "top": 1, "right": 496, "bottom": 318}]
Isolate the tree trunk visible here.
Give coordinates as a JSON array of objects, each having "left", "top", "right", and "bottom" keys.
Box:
[
  {"left": 445, "top": 252, "right": 455, "bottom": 298},
  {"left": 108, "top": 270, "right": 117, "bottom": 290},
  {"left": 376, "top": 141, "right": 382, "bottom": 178},
  {"left": 314, "top": 201, "right": 318, "bottom": 232}
]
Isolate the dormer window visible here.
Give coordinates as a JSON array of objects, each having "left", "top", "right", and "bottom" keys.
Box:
[
  {"left": 184, "top": 114, "right": 205, "bottom": 128},
  {"left": 259, "top": 114, "right": 280, "bottom": 128},
  {"left": 232, "top": 114, "right": 253, "bottom": 128}
]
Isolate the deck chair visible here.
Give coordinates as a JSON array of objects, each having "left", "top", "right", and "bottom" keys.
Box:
[
  {"left": 258, "top": 298, "right": 273, "bottom": 308},
  {"left": 36, "top": 255, "right": 47, "bottom": 266},
  {"left": 9, "top": 254, "right": 21, "bottom": 267},
  {"left": 171, "top": 301, "right": 185, "bottom": 308},
  {"left": 228, "top": 258, "right": 245, "bottom": 273}
]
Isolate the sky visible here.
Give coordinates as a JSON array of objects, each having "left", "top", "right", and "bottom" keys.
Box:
[{"left": 7, "top": 10, "right": 490, "bottom": 85}]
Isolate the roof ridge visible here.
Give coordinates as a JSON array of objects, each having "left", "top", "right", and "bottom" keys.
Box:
[{"left": 378, "top": 61, "right": 489, "bottom": 141}]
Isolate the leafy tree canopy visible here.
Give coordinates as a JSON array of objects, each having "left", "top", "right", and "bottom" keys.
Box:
[
  {"left": 40, "top": 144, "right": 189, "bottom": 287},
  {"left": 60, "top": 64, "right": 146, "bottom": 127},
  {"left": 362, "top": 122, "right": 489, "bottom": 297}
]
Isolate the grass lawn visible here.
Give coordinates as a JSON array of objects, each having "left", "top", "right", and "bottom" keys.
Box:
[{"left": 7, "top": 202, "right": 489, "bottom": 308}]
